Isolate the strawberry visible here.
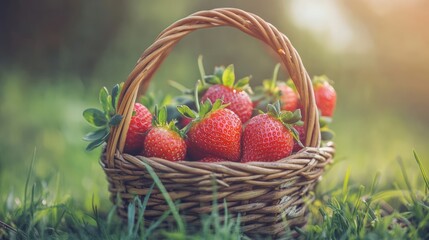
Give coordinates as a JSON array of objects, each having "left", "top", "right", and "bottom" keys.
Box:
[
  {"left": 180, "top": 116, "right": 193, "bottom": 128},
  {"left": 178, "top": 99, "right": 242, "bottom": 161},
  {"left": 241, "top": 102, "right": 302, "bottom": 162},
  {"left": 253, "top": 64, "right": 299, "bottom": 113},
  {"left": 185, "top": 139, "right": 213, "bottom": 161},
  {"left": 313, "top": 75, "right": 336, "bottom": 117},
  {"left": 278, "top": 81, "right": 299, "bottom": 112},
  {"left": 292, "top": 125, "right": 306, "bottom": 153},
  {"left": 142, "top": 106, "right": 186, "bottom": 161},
  {"left": 123, "top": 103, "right": 152, "bottom": 154},
  {"left": 201, "top": 64, "right": 253, "bottom": 123}
]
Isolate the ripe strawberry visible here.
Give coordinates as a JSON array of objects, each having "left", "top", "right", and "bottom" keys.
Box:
[
  {"left": 253, "top": 64, "right": 299, "bottom": 113},
  {"left": 178, "top": 99, "right": 242, "bottom": 161},
  {"left": 142, "top": 106, "right": 186, "bottom": 161},
  {"left": 278, "top": 81, "right": 299, "bottom": 112},
  {"left": 180, "top": 116, "right": 192, "bottom": 128},
  {"left": 241, "top": 102, "right": 302, "bottom": 162},
  {"left": 201, "top": 64, "right": 252, "bottom": 123},
  {"left": 292, "top": 125, "right": 306, "bottom": 153},
  {"left": 313, "top": 75, "right": 336, "bottom": 117},
  {"left": 185, "top": 139, "right": 213, "bottom": 161},
  {"left": 124, "top": 103, "right": 152, "bottom": 154}
]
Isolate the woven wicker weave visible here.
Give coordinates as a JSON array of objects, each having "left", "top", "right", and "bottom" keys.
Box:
[{"left": 100, "top": 8, "right": 335, "bottom": 237}]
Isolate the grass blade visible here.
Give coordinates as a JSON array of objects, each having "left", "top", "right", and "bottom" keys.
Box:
[
  {"left": 342, "top": 167, "right": 351, "bottom": 202},
  {"left": 398, "top": 157, "right": 417, "bottom": 204},
  {"left": 140, "top": 160, "right": 185, "bottom": 233},
  {"left": 413, "top": 150, "right": 429, "bottom": 194},
  {"left": 24, "top": 148, "right": 37, "bottom": 213}
]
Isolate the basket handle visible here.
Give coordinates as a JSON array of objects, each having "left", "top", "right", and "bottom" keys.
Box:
[{"left": 106, "top": 8, "right": 321, "bottom": 167}]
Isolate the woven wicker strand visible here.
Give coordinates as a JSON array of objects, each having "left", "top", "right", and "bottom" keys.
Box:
[{"left": 100, "top": 8, "right": 335, "bottom": 238}]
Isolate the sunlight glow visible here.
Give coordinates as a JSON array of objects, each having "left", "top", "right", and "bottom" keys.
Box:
[{"left": 288, "top": 0, "right": 369, "bottom": 52}]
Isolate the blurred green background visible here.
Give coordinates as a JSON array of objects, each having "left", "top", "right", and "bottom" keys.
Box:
[{"left": 1, "top": 0, "right": 428, "bottom": 210}]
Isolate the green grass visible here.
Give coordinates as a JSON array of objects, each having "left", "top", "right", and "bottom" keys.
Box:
[
  {"left": 1, "top": 75, "right": 429, "bottom": 239},
  {"left": 0, "top": 150, "right": 428, "bottom": 239}
]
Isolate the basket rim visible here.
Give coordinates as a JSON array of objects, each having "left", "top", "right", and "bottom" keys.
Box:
[
  {"left": 100, "top": 142, "right": 335, "bottom": 186},
  {"left": 105, "top": 7, "right": 322, "bottom": 168}
]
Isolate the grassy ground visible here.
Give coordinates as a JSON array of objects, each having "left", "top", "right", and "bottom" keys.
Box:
[{"left": 1, "top": 75, "right": 428, "bottom": 239}]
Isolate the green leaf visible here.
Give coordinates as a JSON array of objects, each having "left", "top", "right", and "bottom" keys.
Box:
[
  {"left": 234, "top": 76, "right": 250, "bottom": 90},
  {"left": 222, "top": 64, "right": 235, "bottom": 88},
  {"left": 274, "top": 101, "right": 281, "bottom": 113},
  {"left": 109, "top": 114, "right": 123, "bottom": 126},
  {"left": 267, "top": 104, "right": 278, "bottom": 116},
  {"left": 289, "top": 126, "right": 303, "bottom": 147},
  {"left": 262, "top": 80, "right": 272, "bottom": 90},
  {"left": 205, "top": 75, "right": 221, "bottom": 85},
  {"left": 285, "top": 109, "right": 302, "bottom": 124},
  {"left": 111, "top": 83, "right": 121, "bottom": 110},
  {"left": 319, "top": 116, "right": 333, "bottom": 128},
  {"left": 280, "top": 111, "right": 293, "bottom": 121},
  {"left": 83, "top": 108, "right": 108, "bottom": 127},
  {"left": 158, "top": 106, "right": 167, "bottom": 125},
  {"left": 177, "top": 105, "right": 196, "bottom": 119},
  {"left": 99, "top": 87, "right": 110, "bottom": 114},
  {"left": 295, "top": 120, "right": 304, "bottom": 126},
  {"left": 160, "top": 95, "right": 173, "bottom": 107},
  {"left": 85, "top": 131, "right": 109, "bottom": 151},
  {"left": 321, "top": 128, "right": 335, "bottom": 141},
  {"left": 199, "top": 99, "right": 212, "bottom": 118},
  {"left": 107, "top": 95, "right": 115, "bottom": 116},
  {"left": 83, "top": 128, "right": 109, "bottom": 142},
  {"left": 214, "top": 66, "right": 225, "bottom": 79},
  {"left": 212, "top": 99, "right": 223, "bottom": 111}
]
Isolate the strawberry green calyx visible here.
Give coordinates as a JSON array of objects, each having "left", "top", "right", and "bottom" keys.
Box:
[
  {"left": 253, "top": 64, "right": 300, "bottom": 113},
  {"left": 266, "top": 101, "right": 303, "bottom": 147},
  {"left": 253, "top": 64, "right": 281, "bottom": 102},
  {"left": 177, "top": 99, "right": 228, "bottom": 132},
  {"left": 204, "top": 64, "right": 251, "bottom": 91},
  {"left": 83, "top": 83, "right": 124, "bottom": 151},
  {"left": 153, "top": 105, "right": 185, "bottom": 138},
  {"left": 312, "top": 75, "right": 334, "bottom": 87}
]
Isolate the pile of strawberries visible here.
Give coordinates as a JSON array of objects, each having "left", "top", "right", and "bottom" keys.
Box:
[{"left": 83, "top": 60, "right": 336, "bottom": 163}]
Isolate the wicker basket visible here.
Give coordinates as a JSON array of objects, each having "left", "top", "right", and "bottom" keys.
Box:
[{"left": 100, "top": 8, "right": 335, "bottom": 238}]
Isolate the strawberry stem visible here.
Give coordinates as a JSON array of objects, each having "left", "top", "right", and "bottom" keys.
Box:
[
  {"left": 194, "top": 80, "right": 201, "bottom": 112},
  {"left": 270, "top": 63, "right": 280, "bottom": 91},
  {"left": 168, "top": 80, "right": 192, "bottom": 94},
  {"left": 197, "top": 55, "right": 207, "bottom": 86}
]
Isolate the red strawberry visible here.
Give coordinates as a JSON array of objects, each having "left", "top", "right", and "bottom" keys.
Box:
[
  {"left": 124, "top": 103, "right": 152, "bottom": 154},
  {"left": 278, "top": 81, "right": 299, "bottom": 112},
  {"left": 180, "top": 116, "right": 192, "bottom": 128},
  {"left": 142, "top": 106, "right": 186, "bottom": 161},
  {"left": 199, "top": 157, "right": 225, "bottom": 163},
  {"left": 186, "top": 139, "right": 213, "bottom": 161},
  {"left": 292, "top": 125, "right": 306, "bottom": 153},
  {"left": 241, "top": 102, "right": 301, "bottom": 162},
  {"left": 201, "top": 64, "right": 252, "bottom": 123},
  {"left": 253, "top": 64, "right": 299, "bottom": 113},
  {"left": 178, "top": 99, "right": 242, "bottom": 161},
  {"left": 313, "top": 76, "right": 336, "bottom": 117}
]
